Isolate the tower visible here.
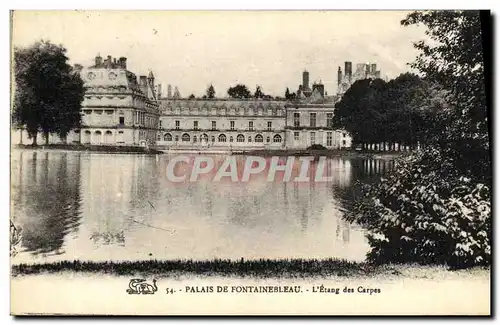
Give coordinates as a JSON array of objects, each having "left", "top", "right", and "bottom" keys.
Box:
[
  {"left": 337, "top": 67, "right": 342, "bottom": 86},
  {"left": 302, "top": 70, "right": 310, "bottom": 90}
]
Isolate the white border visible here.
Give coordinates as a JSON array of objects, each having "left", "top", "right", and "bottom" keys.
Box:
[{"left": 2, "top": 1, "right": 499, "bottom": 323}]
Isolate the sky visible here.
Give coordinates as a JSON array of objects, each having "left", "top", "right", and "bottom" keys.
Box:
[{"left": 12, "top": 10, "right": 428, "bottom": 97}]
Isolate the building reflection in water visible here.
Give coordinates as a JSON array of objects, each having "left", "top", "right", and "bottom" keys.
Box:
[{"left": 11, "top": 152, "right": 394, "bottom": 263}]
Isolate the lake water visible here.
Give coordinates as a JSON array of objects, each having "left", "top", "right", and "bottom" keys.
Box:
[{"left": 10, "top": 150, "right": 394, "bottom": 264}]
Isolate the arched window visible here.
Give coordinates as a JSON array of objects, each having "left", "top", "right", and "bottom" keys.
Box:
[
  {"left": 273, "top": 134, "right": 282, "bottom": 143},
  {"left": 182, "top": 133, "right": 190, "bottom": 142},
  {"left": 255, "top": 134, "right": 263, "bottom": 143},
  {"left": 201, "top": 134, "right": 209, "bottom": 142},
  {"left": 237, "top": 134, "right": 245, "bottom": 142},
  {"left": 164, "top": 133, "right": 172, "bottom": 141},
  {"left": 218, "top": 134, "right": 227, "bottom": 142}
]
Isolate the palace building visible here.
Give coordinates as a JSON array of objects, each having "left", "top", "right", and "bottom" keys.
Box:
[
  {"left": 13, "top": 54, "right": 161, "bottom": 147},
  {"left": 77, "top": 54, "right": 160, "bottom": 146},
  {"left": 156, "top": 72, "right": 352, "bottom": 151}
]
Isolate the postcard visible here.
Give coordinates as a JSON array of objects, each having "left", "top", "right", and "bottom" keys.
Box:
[{"left": 10, "top": 10, "right": 491, "bottom": 316}]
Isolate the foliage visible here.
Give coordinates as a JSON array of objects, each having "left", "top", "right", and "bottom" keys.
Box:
[
  {"left": 206, "top": 84, "right": 215, "bottom": 99},
  {"left": 347, "top": 148, "right": 490, "bottom": 269},
  {"left": 13, "top": 40, "right": 85, "bottom": 145},
  {"left": 345, "top": 11, "right": 491, "bottom": 269},
  {"left": 188, "top": 94, "right": 196, "bottom": 99},
  {"left": 254, "top": 85, "right": 264, "bottom": 98},
  {"left": 333, "top": 73, "right": 446, "bottom": 149},
  {"left": 307, "top": 144, "right": 327, "bottom": 150},
  {"left": 227, "top": 84, "right": 251, "bottom": 99}
]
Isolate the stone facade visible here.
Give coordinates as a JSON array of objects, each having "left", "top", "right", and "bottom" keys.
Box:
[
  {"left": 78, "top": 55, "right": 160, "bottom": 146},
  {"left": 157, "top": 97, "right": 351, "bottom": 151},
  {"left": 337, "top": 61, "right": 381, "bottom": 96},
  {"left": 157, "top": 99, "right": 286, "bottom": 150}
]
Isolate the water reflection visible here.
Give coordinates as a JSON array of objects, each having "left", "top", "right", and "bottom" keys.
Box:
[
  {"left": 11, "top": 151, "right": 394, "bottom": 263},
  {"left": 10, "top": 151, "right": 82, "bottom": 256}
]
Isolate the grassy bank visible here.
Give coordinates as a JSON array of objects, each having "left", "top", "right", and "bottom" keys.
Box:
[
  {"left": 12, "top": 258, "right": 490, "bottom": 279},
  {"left": 13, "top": 144, "right": 164, "bottom": 155},
  {"left": 12, "top": 258, "right": 372, "bottom": 278}
]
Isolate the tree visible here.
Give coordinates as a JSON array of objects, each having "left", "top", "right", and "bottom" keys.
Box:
[
  {"left": 13, "top": 40, "right": 85, "bottom": 145},
  {"left": 227, "top": 84, "right": 251, "bottom": 99},
  {"left": 285, "top": 87, "right": 291, "bottom": 100},
  {"left": 206, "top": 84, "right": 215, "bottom": 99},
  {"left": 401, "top": 11, "right": 489, "bottom": 181},
  {"left": 188, "top": 94, "right": 196, "bottom": 99},
  {"left": 254, "top": 85, "right": 264, "bottom": 99},
  {"left": 345, "top": 11, "right": 491, "bottom": 269}
]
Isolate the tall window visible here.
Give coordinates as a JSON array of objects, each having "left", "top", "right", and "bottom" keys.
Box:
[
  {"left": 119, "top": 116, "right": 125, "bottom": 125},
  {"left": 212, "top": 121, "right": 216, "bottom": 130},
  {"left": 293, "top": 113, "right": 300, "bottom": 127},
  {"left": 310, "top": 113, "right": 316, "bottom": 127},
  {"left": 327, "top": 132, "right": 333, "bottom": 146},
  {"left": 327, "top": 113, "right": 333, "bottom": 128},
  {"left": 230, "top": 121, "right": 235, "bottom": 130},
  {"left": 310, "top": 132, "right": 316, "bottom": 144},
  {"left": 194, "top": 121, "right": 198, "bottom": 130},
  {"left": 248, "top": 121, "right": 254, "bottom": 131},
  {"left": 294, "top": 131, "right": 299, "bottom": 141},
  {"left": 175, "top": 120, "right": 180, "bottom": 130},
  {"left": 267, "top": 121, "right": 272, "bottom": 131},
  {"left": 159, "top": 120, "right": 162, "bottom": 128}
]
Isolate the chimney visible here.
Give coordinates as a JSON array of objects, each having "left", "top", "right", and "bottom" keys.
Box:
[
  {"left": 139, "top": 76, "right": 148, "bottom": 94},
  {"left": 167, "top": 84, "right": 172, "bottom": 98},
  {"left": 106, "top": 55, "right": 112, "bottom": 68},
  {"left": 365, "top": 64, "right": 370, "bottom": 78},
  {"left": 302, "top": 70, "right": 310, "bottom": 90},
  {"left": 157, "top": 84, "right": 162, "bottom": 99},
  {"left": 118, "top": 57, "right": 127, "bottom": 69},
  {"left": 337, "top": 66, "right": 342, "bottom": 86},
  {"left": 345, "top": 62, "right": 352, "bottom": 82},
  {"left": 95, "top": 54, "right": 102, "bottom": 67},
  {"left": 371, "top": 63, "right": 377, "bottom": 75}
]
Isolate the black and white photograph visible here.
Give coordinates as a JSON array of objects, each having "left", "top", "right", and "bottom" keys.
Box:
[{"left": 9, "top": 9, "right": 491, "bottom": 315}]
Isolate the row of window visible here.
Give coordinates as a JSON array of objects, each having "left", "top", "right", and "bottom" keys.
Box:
[
  {"left": 159, "top": 133, "right": 283, "bottom": 143},
  {"left": 293, "top": 131, "right": 347, "bottom": 146},
  {"left": 293, "top": 112, "right": 334, "bottom": 128},
  {"left": 165, "top": 107, "right": 283, "bottom": 116},
  {"left": 168, "top": 120, "right": 274, "bottom": 131}
]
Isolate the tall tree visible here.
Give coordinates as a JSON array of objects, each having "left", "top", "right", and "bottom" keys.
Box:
[
  {"left": 13, "top": 40, "right": 85, "bottom": 145},
  {"left": 402, "top": 10, "right": 489, "bottom": 181},
  {"left": 227, "top": 84, "right": 251, "bottom": 99},
  {"left": 206, "top": 84, "right": 215, "bottom": 99},
  {"left": 285, "top": 87, "right": 291, "bottom": 100}
]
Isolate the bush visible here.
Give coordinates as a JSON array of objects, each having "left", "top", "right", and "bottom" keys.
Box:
[
  {"left": 307, "top": 144, "right": 327, "bottom": 150},
  {"left": 346, "top": 147, "right": 491, "bottom": 269}
]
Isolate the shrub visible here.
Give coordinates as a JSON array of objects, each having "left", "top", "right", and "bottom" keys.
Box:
[
  {"left": 346, "top": 147, "right": 491, "bottom": 269},
  {"left": 307, "top": 144, "right": 327, "bottom": 150}
]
